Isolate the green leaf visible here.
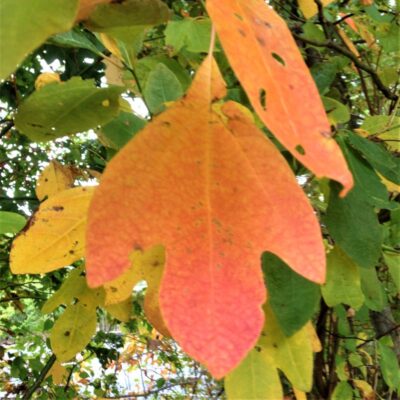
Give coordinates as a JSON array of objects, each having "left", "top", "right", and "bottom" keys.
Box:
[
  {"left": 50, "top": 302, "right": 97, "bottom": 362},
  {"left": 322, "top": 97, "right": 350, "bottom": 124},
  {"left": 86, "top": 0, "right": 170, "bottom": 43},
  {"left": 225, "top": 305, "right": 316, "bottom": 398},
  {"left": 383, "top": 252, "right": 400, "bottom": 291},
  {"left": 302, "top": 22, "right": 325, "bottom": 42},
  {"left": 15, "top": 78, "right": 124, "bottom": 142},
  {"left": 347, "top": 131, "right": 400, "bottom": 184},
  {"left": 359, "top": 268, "right": 387, "bottom": 311},
  {"left": 262, "top": 252, "right": 320, "bottom": 336},
  {"left": 165, "top": 18, "right": 212, "bottom": 54},
  {"left": 225, "top": 348, "right": 282, "bottom": 400},
  {"left": 322, "top": 247, "right": 365, "bottom": 310},
  {"left": 332, "top": 381, "right": 354, "bottom": 400},
  {"left": 105, "top": 297, "right": 132, "bottom": 322},
  {"left": 41, "top": 267, "right": 86, "bottom": 314},
  {"left": 48, "top": 28, "right": 103, "bottom": 55},
  {"left": 0, "top": 211, "right": 26, "bottom": 234},
  {"left": 0, "top": 0, "right": 78, "bottom": 80},
  {"left": 361, "top": 115, "right": 400, "bottom": 152},
  {"left": 261, "top": 306, "right": 314, "bottom": 391},
  {"left": 143, "top": 63, "right": 183, "bottom": 114},
  {"left": 378, "top": 341, "right": 400, "bottom": 390},
  {"left": 338, "top": 137, "right": 392, "bottom": 209},
  {"left": 376, "top": 22, "right": 400, "bottom": 53},
  {"left": 311, "top": 62, "right": 338, "bottom": 95},
  {"left": 325, "top": 182, "right": 383, "bottom": 269},
  {"left": 99, "top": 112, "right": 147, "bottom": 150},
  {"left": 135, "top": 56, "right": 191, "bottom": 91}
]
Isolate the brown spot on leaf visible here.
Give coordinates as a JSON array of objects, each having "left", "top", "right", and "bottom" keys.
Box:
[
  {"left": 256, "top": 36, "right": 266, "bottom": 46},
  {"left": 52, "top": 206, "right": 64, "bottom": 211}
]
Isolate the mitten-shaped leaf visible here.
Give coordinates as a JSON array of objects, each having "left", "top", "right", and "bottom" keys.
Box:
[{"left": 86, "top": 55, "right": 325, "bottom": 377}]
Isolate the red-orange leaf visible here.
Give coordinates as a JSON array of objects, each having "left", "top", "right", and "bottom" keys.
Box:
[
  {"left": 207, "top": 0, "right": 353, "bottom": 195},
  {"left": 86, "top": 55, "right": 325, "bottom": 377}
]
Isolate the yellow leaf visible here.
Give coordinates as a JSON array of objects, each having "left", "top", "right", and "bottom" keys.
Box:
[
  {"left": 35, "top": 72, "right": 61, "bottom": 90},
  {"left": 99, "top": 33, "right": 124, "bottom": 61},
  {"left": 261, "top": 306, "right": 314, "bottom": 392},
  {"left": 354, "top": 128, "right": 370, "bottom": 137},
  {"left": 353, "top": 379, "right": 375, "bottom": 400},
  {"left": 294, "top": 388, "right": 308, "bottom": 400},
  {"left": 225, "top": 347, "right": 282, "bottom": 400},
  {"left": 298, "top": 0, "right": 335, "bottom": 19},
  {"left": 36, "top": 161, "right": 75, "bottom": 201},
  {"left": 46, "top": 361, "right": 68, "bottom": 385},
  {"left": 337, "top": 27, "right": 361, "bottom": 58},
  {"left": 50, "top": 301, "right": 97, "bottom": 362},
  {"left": 42, "top": 266, "right": 86, "bottom": 314},
  {"left": 225, "top": 306, "right": 317, "bottom": 398},
  {"left": 104, "top": 245, "right": 169, "bottom": 335},
  {"left": 10, "top": 187, "right": 94, "bottom": 274},
  {"left": 105, "top": 297, "right": 132, "bottom": 322},
  {"left": 306, "top": 321, "right": 322, "bottom": 353}
]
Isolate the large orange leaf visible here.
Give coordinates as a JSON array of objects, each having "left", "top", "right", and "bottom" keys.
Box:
[
  {"left": 206, "top": 0, "right": 353, "bottom": 196},
  {"left": 86, "top": 55, "right": 325, "bottom": 377}
]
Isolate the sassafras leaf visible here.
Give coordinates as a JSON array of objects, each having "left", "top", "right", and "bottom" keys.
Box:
[
  {"left": 15, "top": 78, "right": 124, "bottom": 142},
  {"left": 262, "top": 252, "right": 320, "bottom": 337},
  {"left": 0, "top": 0, "right": 79, "bottom": 80},
  {"left": 322, "top": 247, "right": 365, "bottom": 310},
  {"left": 86, "top": 55, "right": 325, "bottom": 377},
  {"left": 36, "top": 161, "right": 75, "bottom": 201},
  {"left": 50, "top": 301, "right": 97, "bottom": 362},
  {"left": 10, "top": 187, "right": 94, "bottom": 274},
  {"left": 104, "top": 245, "right": 168, "bottom": 335},
  {"left": 206, "top": 0, "right": 353, "bottom": 195},
  {"left": 225, "top": 305, "right": 318, "bottom": 398},
  {"left": 225, "top": 347, "right": 282, "bottom": 400},
  {"left": 297, "top": 0, "right": 335, "bottom": 19},
  {"left": 0, "top": 212, "right": 26, "bottom": 235}
]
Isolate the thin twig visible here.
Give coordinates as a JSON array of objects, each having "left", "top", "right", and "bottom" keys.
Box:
[
  {"left": 0, "top": 120, "right": 14, "bottom": 139},
  {"left": 22, "top": 354, "right": 56, "bottom": 400},
  {"left": 357, "top": 324, "right": 400, "bottom": 349},
  {"left": 292, "top": 33, "right": 398, "bottom": 101}
]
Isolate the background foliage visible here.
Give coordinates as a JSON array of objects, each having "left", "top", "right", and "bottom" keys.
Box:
[{"left": 0, "top": 0, "right": 399, "bottom": 399}]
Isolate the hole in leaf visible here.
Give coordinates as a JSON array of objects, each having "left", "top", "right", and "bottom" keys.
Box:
[
  {"left": 295, "top": 145, "right": 306, "bottom": 155},
  {"left": 271, "top": 52, "right": 285, "bottom": 66},
  {"left": 259, "top": 88, "right": 267, "bottom": 110}
]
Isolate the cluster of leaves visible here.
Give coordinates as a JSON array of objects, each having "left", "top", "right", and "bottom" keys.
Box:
[{"left": 0, "top": 0, "right": 399, "bottom": 399}]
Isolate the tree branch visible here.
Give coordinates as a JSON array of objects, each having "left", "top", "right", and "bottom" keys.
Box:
[
  {"left": 0, "top": 120, "right": 14, "bottom": 139},
  {"left": 22, "top": 354, "right": 56, "bottom": 400},
  {"left": 292, "top": 33, "right": 398, "bottom": 101},
  {"left": 101, "top": 380, "right": 197, "bottom": 399}
]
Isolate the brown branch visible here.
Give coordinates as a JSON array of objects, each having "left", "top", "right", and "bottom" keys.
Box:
[
  {"left": 357, "top": 324, "right": 400, "bottom": 349},
  {"left": 0, "top": 120, "right": 14, "bottom": 139},
  {"left": 292, "top": 33, "right": 398, "bottom": 101},
  {"left": 101, "top": 380, "right": 197, "bottom": 399},
  {"left": 22, "top": 354, "right": 56, "bottom": 400}
]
